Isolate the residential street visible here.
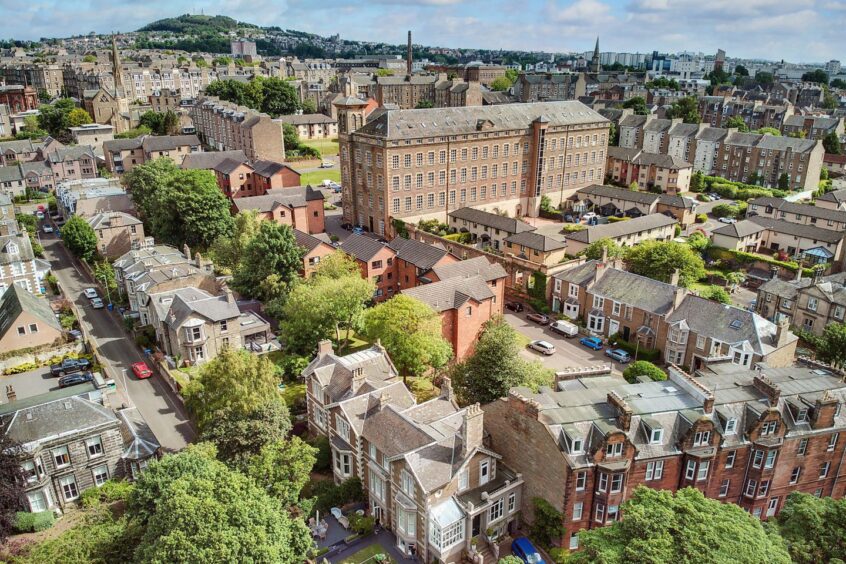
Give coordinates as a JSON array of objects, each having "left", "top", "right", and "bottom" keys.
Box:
[{"left": 42, "top": 233, "right": 194, "bottom": 452}]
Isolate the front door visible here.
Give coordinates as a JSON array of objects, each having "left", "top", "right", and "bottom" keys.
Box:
[
  {"left": 472, "top": 514, "right": 481, "bottom": 537},
  {"left": 608, "top": 319, "right": 620, "bottom": 337},
  {"left": 372, "top": 502, "right": 383, "bottom": 526},
  {"left": 766, "top": 497, "right": 779, "bottom": 517},
  {"left": 622, "top": 326, "right": 631, "bottom": 341}
]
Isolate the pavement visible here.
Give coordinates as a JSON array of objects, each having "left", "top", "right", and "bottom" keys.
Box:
[
  {"left": 1, "top": 367, "right": 62, "bottom": 399},
  {"left": 41, "top": 231, "right": 194, "bottom": 452},
  {"left": 504, "top": 312, "right": 624, "bottom": 376}
]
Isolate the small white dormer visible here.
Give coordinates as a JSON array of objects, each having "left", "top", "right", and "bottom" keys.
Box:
[{"left": 7, "top": 242, "right": 18, "bottom": 255}]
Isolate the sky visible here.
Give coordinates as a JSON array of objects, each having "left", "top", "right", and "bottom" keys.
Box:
[{"left": 0, "top": 0, "right": 844, "bottom": 63}]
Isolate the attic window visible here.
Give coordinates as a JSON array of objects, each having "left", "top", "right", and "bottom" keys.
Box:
[
  {"left": 796, "top": 408, "right": 808, "bottom": 423},
  {"left": 729, "top": 319, "right": 742, "bottom": 329},
  {"left": 649, "top": 428, "right": 663, "bottom": 444},
  {"left": 724, "top": 418, "right": 737, "bottom": 435}
]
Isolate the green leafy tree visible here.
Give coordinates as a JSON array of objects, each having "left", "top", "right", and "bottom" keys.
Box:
[
  {"left": 773, "top": 492, "right": 846, "bottom": 564},
  {"left": 622, "top": 361, "right": 667, "bottom": 383},
  {"left": 666, "top": 96, "right": 700, "bottom": 124},
  {"left": 124, "top": 158, "right": 180, "bottom": 221},
  {"left": 247, "top": 436, "right": 317, "bottom": 511},
  {"left": 66, "top": 108, "right": 93, "bottom": 127},
  {"left": 15, "top": 115, "right": 48, "bottom": 140},
  {"left": 529, "top": 497, "right": 566, "bottom": 549},
  {"left": 712, "top": 203, "right": 739, "bottom": 219},
  {"left": 232, "top": 222, "right": 303, "bottom": 302},
  {"left": 375, "top": 68, "right": 394, "bottom": 77},
  {"left": 757, "top": 127, "right": 781, "bottom": 136},
  {"left": 725, "top": 116, "right": 749, "bottom": 132},
  {"left": 734, "top": 65, "right": 749, "bottom": 76},
  {"left": 686, "top": 231, "right": 710, "bottom": 253},
  {"left": 701, "top": 285, "right": 731, "bottom": 304},
  {"left": 831, "top": 78, "right": 846, "bottom": 89},
  {"left": 139, "top": 110, "right": 180, "bottom": 135},
  {"left": 301, "top": 98, "right": 317, "bottom": 113},
  {"left": 629, "top": 181, "right": 639, "bottom": 191},
  {"left": 622, "top": 96, "right": 648, "bottom": 116},
  {"left": 490, "top": 76, "right": 512, "bottom": 91},
  {"left": 505, "top": 68, "right": 519, "bottom": 83},
  {"left": 755, "top": 71, "right": 774, "bottom": 85},
  {"left": 570, "top": 487, "right": 791, "bottom": 564},
  {"left": 209, "top": 210, "right": 262, "bottom": 273},
  {"left": 823, "top": 131, "right": 842, "bottom": 155},
  {"left": 778, "top": 172, "right": 790, "bottom": 189},
  {"left": 129, "top": 444, "right": 311, "bottom": 564},
  {"left": 451, "top": 316, "right": 553, "bottom": 405},
  {"left": 37, "top": 98, "right": 76, "bottom": 139},
  {"left": 260, "top": 77, "right": 301, "bottom": 117},
  {"left": 817, "top": 322, "right": 846, "bottom": 369},
  {"left": 802, "top": 69, "right": 829, "bottom": 84},
  {"left": 149, "top": 168, "right": 235, "bottom": 250},
  {"left": 184, "top": 348, "right": 282, "bottom": 431},
  {"left": 199, "top": 400, "right": 292, "bottom": 471},
  {"left": 788, "top": 130, "right": 807, "bottom": 139},
  {"left": 93, "top": 260, "right": 118, "bottom": 299},
  {"left": 415, "top": 99, "right": 434, "bottom": 109},
  {"left": 499, "top": 557, "right": 524, "bottom": 564},
  {"left": 363, "top": 294, "right": 452, "bottom": 381},
  {"left": 582, "top": 238, "right": 624, "bottom": 261},
  {"left": 0, "top": 434, "right": 24, "bottom": 543},
  {"left": 625, "top": 240, "right": 706, "bottom": 288},
  {"left": 690, "top": 170, "right": 705, "bottom": 192},
  {"left": 62, "top": 215, "right": 98, "bottom": 261}
]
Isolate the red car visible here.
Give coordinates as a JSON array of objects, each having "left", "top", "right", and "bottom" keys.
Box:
[{"left": 131, "top": 361, "right": 153, "bottom": 379}]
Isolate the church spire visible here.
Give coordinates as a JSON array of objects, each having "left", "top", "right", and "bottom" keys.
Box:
[
  {"left": 591, "top": 37, "right": 600, "bottom": 73},
  {"left": 111, "top": 34, "right": 123, "bottom": 94}
]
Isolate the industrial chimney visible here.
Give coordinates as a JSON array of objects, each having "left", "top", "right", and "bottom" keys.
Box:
[{"left": 407, "top": 31, "right": 413, "bottom": 77}]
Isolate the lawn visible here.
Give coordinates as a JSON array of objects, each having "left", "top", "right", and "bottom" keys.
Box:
[
  {"left": 302, "top": 138, "right": 339, "bottom": 157},
  {"left": 280, "top": 382, "right": 306, "bottom": 409},
  {"left": 407, "top": 376, "right": 439, "bottom": 403},
  {"left": 340, "top": 543, "right": 395, "bottom": 564},
  {"left": 301, "top": 169, "right": 341, "bottom": 186},
  {"left": 338, "top": 330, "right": 372, "bottom": 355}
]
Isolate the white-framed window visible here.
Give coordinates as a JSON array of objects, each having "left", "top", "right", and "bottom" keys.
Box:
[
  {"left": 828, "top": 433, "right": 839, "bottom": 452},
  {"left": 697, "top": 461, "right": 709, "bottom": 481},
  {"left": 594, "top": 503, "right": 605, "bottom": 523},
  {"left": 752, "top": 450, "right": 764, "bottom": 468},
  {"left": 588, "top": 313, "right": 604, "bottom": 333},
  {"left": 605, "top": 442, "right": 623, "bottom": 457},
  {"left": 480, "top": 460, "right": 490, "bottom": 485},
  {"left": 790, "top": 467, "right": 801, "bottom": 484},
  {"left": 489, "top": 498, "right": 504, "bottom": 522},
  {"left": 86, "top": 436, "right": 104, "bottom": 458},
  {"left": 508, "top": 492, "right": 516, "bottom": 513},
  {"left": 612, "top": 301, "right": 621, "bottom": 316},
  {"left": 334, "top": 452, "right": 352, "bottom": 477},
  {"left": 719, "top": 479, "right": 730, "bottom": 497},
  {"left": 808, "top": 297, "right": 818, "bottom": 311},
  {"left": 575, "top": 471, "right": 586, "bottom": 491},
  {"left": 758, "top": 480, "right": 770, "bottom": 497},
  {"left": 572, "top": 502, "right": 583, "bottom": 521},
  {"left": 745, "top": 479, "right": 757, "bottom": 497},
  {"left": 569, "top": 534, "right": 579, "bottom": 550},
  {"left": 336, "top": 417, "right": 350, "bottom": 442},
  {"left": 798, "top": 438, "right": 809, "bottom": 455},
  {"left": 645, "top": 460, "right": 664, "bottom": 481},
  {"left": 568, "top": 283, "right": 579, "bottom": 298},
  {"left": 92, "top": 464, "right": 109, "bottom": 486},
  {"left": 607, "top": 505, "right": 619, "bottom": 522},
  {"left": 725, "top": 450, "right": 736, "bottom": 468},
  {"left": 820, "top": 461, "right": 830, "bottom": 478},
  {"left": 693, "top": 431, "right": 710, "bottom": 446},
  {"left": 610, "top": 473, "right": 623, "bottom": 493},
  {"left": 459, "top": 468, "right": 468, "bottom": 491},
  {"left": 59, "top": 474, "right": 79, "bottom": 501},
  {"left": 430, "top": 518, "right": 464, "bottom": 551},
  {"left": 52, "top": 446, "right": 70, "bottom": 469},
  {"left": 765, "top": 450, "right": 777, "bottom": 469},
  {"left": 369, "top": 471, "right": 385, "bottom": 500},
  {"left": 27, "top": 490, "right": 48, "bottom": 512},
  {"left": 724, "top": 418, "right": 737, "bottom": 435},
  {"left": 598, "top": 472, "right": 608, "bottom": 492},
  {"left": 685, "top": 460, "right": 696, "bottom": 480},
  {"left": 761, "top": 421, "right": 778, "bottom": 435},
  {"left": 401, "top": 470, "right": 415, "bottom": 497},
  {"left": 593, "top": 296, "right": 605, "bottom": 309},
  {"left": 650, "top": 428, "right": 663, "bottom": 444},
  {"left": 314, "top": 407, "right": 327, "bottom": 430},
  {"left": 398, "top": 507, "right": 416, "bottom": 536}
]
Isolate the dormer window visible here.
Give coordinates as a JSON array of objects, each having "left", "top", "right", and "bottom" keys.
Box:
[
  {"left": 571, "top": 438, "right": 583, "bottom": 453},
  {"left": 693, "top": 431, "right": 710, "bottom": 446},
  {"left": 650, "top": 429, "right": 663, "bottom": 444},
  {"left": 605, "top": 442, "right": 623, "bottom": 457},
  {"left": 796, "top": 409, "right": 808, "bottom": 423},
  {"left": 724, "top": 418, "right": 737, "bottom": 435},
  {"left": 7, "top": 242, "right": 18, "bottom": 255}
]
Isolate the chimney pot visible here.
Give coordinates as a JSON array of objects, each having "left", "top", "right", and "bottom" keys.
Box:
[{"left": 606, "top": 391, "right": 632, "bottom": 431}]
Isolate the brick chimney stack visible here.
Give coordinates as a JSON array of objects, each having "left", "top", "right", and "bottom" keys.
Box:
[
  {"left": 351, "top": 367, "right": 366, "bottom": 394},
  {"left": 440, "top": 376, "right": 454, "bottom": 401},
  {"left": 461, "top": 403, "right": 484, "bottom": 458},
  {"left": 670, "top": 268, "right": 681, "bottom": 287},
  {"left": 378, "top": 391, "right": 392, "bottom": 410},
  {"left": 753, "top": 373, "right": 781, "bottom": 406},
  {"left": 183, "top": 243, "right": 191, "bottom": 261},
  {"left": 317, "top": 339, "right": 334, "bottom": 358},
  {"left": 607, "top": 391, "right": 632, "bottom": 431},
  {"left": 775, "top": 317, "right": 791, "bottom": 348},
  {"left": 406, "top": 30, "right": 413, "bottom": 77}
]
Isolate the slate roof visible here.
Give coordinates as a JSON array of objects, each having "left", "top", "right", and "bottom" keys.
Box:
[
  {"left": 212, "top": 157, "right": 246, "bottom": 174},
  {"left": 632, "top": 152, "right": 691, "bottom": 169},
  {"left": 619, "top": 114, "right": 649, "bottom": 128},
  {"left": 86, "top": 211, "right": 142, "bottom": 230},
  {"left": 643, "top": 118, "right": 673, "bottom": 133},
  {"left": 118, "top": 407, "right": 160, "bottom": 460},
  {"left": 142, "top": 134, "right": 201, "bottom": 152},
  {"left": 565, "top": 213, "right": 677, "bottom": 244},
  {"left": 668, "top": 123, "right": 700, "bottom": 138},
  {"left": 293, "top": 229, "right": 331, "bottom": 253},
  {"left": 252, "top": 160, "right": 298, "bottom": 178},
  {"left": 711, "top": 218, "right": 768, "bottom": 239},
  {"left": 387, "top": 237, "right": 451, "bottom": 270},
  {"left": 181, "top": 150, "right": 248, "bottom": 170},
  {"left": 302, "top": 344, "right": 398, "bottom": 404},
  {"left": 449, "top": 207, "right": 535, "bottom": 234},
  {"left": 0, "top": 234, "right": 34, "bottom": 265},
  {"left": 695, "top": 127, "right": 730, "bottom": 142},
  {"left": 579, "top": 184, "right": 660, "bottom": 206},
  {"left": 749, "top": 216, "right": 845, "bottom": 244},
  {"left": 607, "top": 146, "right": 641, "bottom": 160},
  {"left": 816, "top": 189, "right": 846, "bottom": 206},
  {"left": 402, "top": 275, "right": 494, "bottom": 312},
  {"left": 0, "top": 164, "right": 24, "bottom": 183},
  {"left": 428, "top": 256, "right": 507, "bottom": 283},
  {"left": 47, "top": 145, "right": 95, "bottom": 163},
  {"left": 749, "top": 197, "right": 846, "bottom": 224},
  {"left": 3, "top": 395, "right": 118, "bottom": 448},
  {"left": 232, "top": 186, "right": 323, "bottom": 213},
  {"left": 273, "top": 113, "right": 336, "bottom": 125},
  {"left": 165, "top": 289, "right": 240, "bottom": 329},
  {"left": 0, "top": 285, "right": 62, "bottom": 339},
  {"left": 0, "top": 139, "right": 37, "bottom": 154},
  {"left": 553, "top": 260, "right": 600, "bottom": 285},
  {"left": 339, "top": 233, "right": 389, "bottom": 262},
  {"left": 590, "top": 268, "right": 680, "bottom": 315},
  {"left": 504, "top": 230, "right": 567, "bottom": 252}
]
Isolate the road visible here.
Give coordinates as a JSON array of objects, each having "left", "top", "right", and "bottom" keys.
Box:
[
  {"left": 505, "top": 312, "right": 625, "bottom": 376},
  {"left": 42, "top": 233, "right": 194, "bottom": 452}
]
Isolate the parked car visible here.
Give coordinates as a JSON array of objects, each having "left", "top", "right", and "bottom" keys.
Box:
[
  {"left": 582, "top": 212, "right": 597, "bottom": 222},
  {"left": 352, "top": 226, "right": 365, "bottom": 235},
  {"left": 563, "top": 214, "right": 575, "bottom": 223},
  {"left": 528, "top": 340, "right": 556, "bottom": 355},
  {"left": 83, "top": 288, "right": 98, "bottom": 299},
  {"left": 50, "top": 358, "right": 92, "bottom": 376},
  {"left": 527, "top": 313, "right": 550, "bottom": 324},
  {"left": 605, "top": 348, "right": 632, "bottom": 363},
  {"left": 505, "top": 302, "right": 524, "bottom": 313},
  {"left": 42, "top": 225, "right": 54, "bottom": 233},
  {"left": 708, "top": 192, "right": 721, "bottom": 200},
  {"left": 718, "top": 217, "right": 737, "bottom": 224},
  {"left": 91, "top": 297, "right": 105, "bottom": 309},
  {"left": 550, "top": 319, "right": 579, "bottom": 338},
  {"left": 340, "top": 222, "right": 353, "bottom": 231},
  {"left": 512, "top": 537, "right": 546, "bottom": 564},
  {"left": 35, "top": 211, "right": 44, "bottom": 219},
  {"left": 319, "top": 161, "right": 335, "bottom": 168},
  {"left": 131, "top": 361, "right": 153, "bottom": 379},
  {"left": 579, "top": 336, "right": 604, "bottom": 350},
  {"left": 58, "top": 371, "right": 93, "bottom": 389}
]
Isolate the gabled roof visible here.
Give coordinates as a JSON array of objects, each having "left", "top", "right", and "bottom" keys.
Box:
[
  {"left": 340, "top": 233, "right": 390, "bottom": 263},
  {"left": 579, "top": 184, "right": 660, "bottom": 206},
  {"left": 293, "top": 229, "right": 332, "bottom": 253},
  {"left": 504, "top": 230, "right": 567, "bottom": 252},
  {"left": 86, "top": 211, "right": 142, "bottom": 230},
  {"left": 3, "top": 395, "right": 118, "bottom": 448},
  {"left": 0, "top": 285, "right": 62, "bottom": 339},
  {"left": 750, "top": 197, "right": 846, "bottom": 224},
  {"left": 181, "top": 150, "right": 248, "bottom": 170},
  {"left": 591, "top": 268, "right": 680, "bottom": 315},
  {"left": 212, "top": 157, "right": 247, "bottom": 175},
  {"left": 428, "top": 256, "right": 507, "bottom": 283},
  {"left": 387, "top": 237, "right": 451, "bottom": 270},
  {"left": 165, "top": 289, "right": 239, "bottom": 329},
  {"left": 402, "top": 275, "right": 494, "bottom": 312},
  {"left": 449, "top": 207, "right": 535, "bottom": 234},
  {"left": 565, "top": 214, "right": 677, "bottom": 244}
]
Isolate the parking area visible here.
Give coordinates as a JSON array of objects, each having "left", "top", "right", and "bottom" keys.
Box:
[
  {"left": 505, "top": 312, "right": 626, "bottom": 376},
  {"left": 1, "top": 366, "right": 68, "bottom": 399}
]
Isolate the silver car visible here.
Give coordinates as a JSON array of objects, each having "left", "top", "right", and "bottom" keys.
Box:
[{"left": 528, "top": 340, "right": 556, "bottom": 355}]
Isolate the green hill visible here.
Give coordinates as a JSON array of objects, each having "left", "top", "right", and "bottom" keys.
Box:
[{"left": 138, "top": 14, "right": 255, "bottom": 34}]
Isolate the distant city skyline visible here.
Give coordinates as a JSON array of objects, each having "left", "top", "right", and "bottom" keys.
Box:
[{"left": 1, "top": 0, "right": 844, "bottom": 63}]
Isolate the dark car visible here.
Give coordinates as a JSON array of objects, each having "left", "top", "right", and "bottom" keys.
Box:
[
  {"left": 527, "top": 313, "right": 550, "bottom": 324},
  {"left": 505, "top": 302, "right": 524, "bottom": 313},
  {"left": 50, "top": 358, "right": 92, "bottom": 377},
  {"left": 58, "top": 371, "right": 93, "bottom": 388},
  {"left": 340, "top": 222, "right": 353, "bottom": 231},
  {"left": 512, "top": 537, "right": 546, "bottom": 564},
  {"left": 563, "top": 214, "right": 575, "bottom": 223}
]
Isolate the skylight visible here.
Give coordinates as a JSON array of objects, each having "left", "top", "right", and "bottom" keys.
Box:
[{"left": 730, "top": 319, "right": 742, "bottom": 329}]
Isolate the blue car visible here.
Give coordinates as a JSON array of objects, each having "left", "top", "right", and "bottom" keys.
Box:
[
  {"left": 512, "top": 537, "right": 546, "bottom": 564},
  {"left": 579, "top": 336, "right": 603, "bottom": 350},
  {"left": 605, "top": 348, "right": 632, "bottom": 363},
  {"left": 352, "top": 226, "right": 365, "bottom": 235}
]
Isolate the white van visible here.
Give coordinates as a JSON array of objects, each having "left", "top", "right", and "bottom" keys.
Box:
[{"left": 550, "top": 319, "right": 579, "bottom": 338}]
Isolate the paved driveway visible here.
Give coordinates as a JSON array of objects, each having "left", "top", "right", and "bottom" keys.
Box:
[
  {"left": 1, "top": 367, "right": 61, "bottom": 399},
  {"left": 505, "top": 312, "right": 624, "bottom": 375}
]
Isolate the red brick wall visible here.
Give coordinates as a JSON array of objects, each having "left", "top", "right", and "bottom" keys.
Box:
[
  {"left": 358, "top": 246, "right": 397, "bottom": 302},
  {"left": 445, "top": 296, "right": 494, "bottom": 362},
  {"left": 302, "top": 243, "right": 337, "bottom": 277},
  {"left": 306, "top": 200, "right": 325, "bottom": 234}
]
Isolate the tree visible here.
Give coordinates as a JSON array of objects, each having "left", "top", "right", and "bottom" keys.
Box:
[
  {"left": 451, "top": 316, "right": 553, "bottom": 405},
  {"left": 712, "top": 203, "right": 739, "bottom": 219},
  {"left": 505, "top": 68, "right": 519, "bottom": 83},
  {"left": 818, "top": 322, "right": 846, "bottom": 369},
  {"left": 149, "top": 168, "right": 235, "bottom": 250},
  {"left": 701, "top": 285, "right": 731, "bottom": 304},
  {"left": 199, "top": 400, "right": 292, "bottom": 471},
  {"left": 301, "top": 98, "right": 317, "bottom": 113},
  {"left": 625, "top": 240, "right": 706, "bottom": 288},
  {"left": 490, "top": 76, "right": 512, "bottom": 91},
  {"left": 778, "top": 172, "right": 790, "bottom": 189},
  {"left": 773, "top": 492, "right": 846, "bottom": 564},
  {"left": 209, "top": 211, "right": 262, "bottom": 273},
  {"left": 62, "top": 215, "right": 98, "bottom": 261},
  {"left": 247, "top": 437, "right": 317, "bottom": 511},
  {"left": 822, "top": 86, "right": 838, "bottom": 110},
  {"left": 629, "top": 181, "right": 639, "bottom": 191},
  {"left": 801, "top": 69, "right": 829, "bottom": 84},
  {"left": 622, "top": 360, "right": 666, "bottom": 383},
  {"left": 734, "top": 65, "right": 749, "bottom": 76},
  {"left": 686, "top": 231, "right": 710, "bottom": 253},
  {"left": 499, "top": 557, "right": 524, "bottom": 564},
  {"left": 582, "top": 238, "right": 624, "bottom": 261},
  {"left": 66, "top": 108, "right": 92, "bottom": 127},
  {"left": 622, "top": 96, "right": 648, "bottom": 116},
  {"left": 0, "top": 434, "right": 24, "bottom": 543},
  {"left": 823, "top": 131, "right": 842, "bottom": 155},
  {"left": 93, "top": 260, "right": 118, "bottom": 300},
  {"left": 232, "top": 222, "right": 303, "bottom": 302},
  {"left": 725, "top": 116, "right": 749, "bottom": 132},
  {"left": 529, "top": 497, "right": 566, "bottom": 549},
  {"left": 363, "top": 294, "right": 452, "bottom": 381},
  {"left": 831, "top": 78, "right": 846, "bottom": 89},
  {"left": 124, "top": 158, "right": 179, "bottom": 221},
  {"left": 184, "top": 348, "right": 282, "bottom": 431},
  {"left": 260, "top": 77, "right": 301, "bottom": 117},
  {"left": 666, "top": 96, "right": 700, "bottom": 124},
  {"left": 756, "top": 127, "right": 781, "bottom": 136},
  {"left": 129, "top": 444, "right": 311, "bottom": 564},
  {"left": 139, "top": 110, "right": 180, "bottom": 135},
  {"left": 37, "top": 98, "right": 77, "bottom": 140},
  {"left": 15, "top": 115, "right": 48, "bottom": 140},
  {"left": 415, "top": 99, "right": 434, "bottom": 109},
  {"left": 279, "top": 255, "right": 375, "bottom": 353},
  {"left": 788, "top": 130, "right": 807, "bottom": 139},
  {"left": 570, "top": 487, "right": 790, "bottom": 564},
  {"left": 690, "top": 170, "right": 705, "bottom": 192},
  {"left": 755, "top": 71, "right": 774, "bottom": 86}
]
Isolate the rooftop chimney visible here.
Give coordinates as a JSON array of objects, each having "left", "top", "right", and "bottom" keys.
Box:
[
  {"left": 775, "top": 317, "right": 791, "bottom": 348},
  {"left": 5, "top": 385, "right": 16, "bottom": 403},
  {"left": 461, "top": 403, "right": 484, "bottom": 458},
  {"left": 606, "top": 391, "right": 632, "bottom": 431},
  {"left": 317, "top": 339, "right": 334, "bottom": 358},
  {"left": 351, "top": 367, "right": 366, "bottom": 394},
  {"left": 183, "top": 243, "right": 191, "bottom": 261},
  {"left": 378, "top": 391, "right": 392, "bottom": 410},
  {"left": 770, "top": 266, "right": 779, "bottom": 280},
  {"left": 753, "top": 373, "right": 781, "bottom": 406},
  {"left": 406, "top": 30, "right": 413, "bottom": 77},
  {"left": 794, "top": 268, "right": 803, "bottom": 282},
  {"left": 601, "top": 245, "right": 608, "bottom": 265},
  {"left": 439, "top": 376, "right": 454, "bottom": 402},
  {"left": 673, "top": 287, "right": 686, "bottom": 310},
  {"left": 812, "top": 266, "right": 824, "bottom": 284},
  {"left": 224, "top": 286, "right": 236, "bottom": 305},
  {"left": 670, "top": 268, "right": 681, "bottom": 287}
]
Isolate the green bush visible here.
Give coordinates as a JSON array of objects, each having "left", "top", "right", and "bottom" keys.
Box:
[
  {"left": 561, "top": 224, "right": 586, "bottom": 232},
  {"left": 348, "top": 513, "right": 375, "bottom": 535},
  {"left": 530, "top": 497, "right": 565, "bottom": 549},
  {"left": 305, "top": 476, "right": 364, "bottom": 515},
  {"left": 623, "top": 360, "right": 667, "bottom": 383},
  {"left": 608, "top": 334, "right": 662, "bottom": 362},
  {"left": 607, "top": 216, "right": 630, "bottom": 223},
  {"left": 4, "top": 361, "right": 38, "bottom": 375},
  {"left": 443, "top": 232, "right": 472, "bottom": 243},
  {"left": 708, "top": 247, "right": 800, "bottom": 273},
  {"left": 549, "top": 548, "right": 570, "bottom": 564},
  {"left": 14, "top": 510, "right": 55, "bottom": 532},
  {"left": 695, "top": 213, "right": 707, "bottom": 223},
  {"left": 308, "top": 435, "right": 331, "bottom": 472},
  {"left": 80, "top": 480, "right": 134, "bottom": 508}
]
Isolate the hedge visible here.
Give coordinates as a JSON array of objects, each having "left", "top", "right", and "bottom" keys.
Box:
[
  {"left": 608, "top": 334, "right": 662, "bottom": 362},
  {"left": 623, "top": 361, "right": 668, "bottom": 384},
  {"left": 443, "top": 232, "right": 472, "bottom": 243},
  {"left": 708, "top": 247, "right": 801, "bottom": 272},
  {"left": 14, "top": 510, "right": 55, "bottom": 533},
  {"left": 702, "top": 175, "right": 787, "bottom": 200}
]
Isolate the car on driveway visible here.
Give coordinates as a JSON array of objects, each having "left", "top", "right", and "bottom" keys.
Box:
[
  {"left": 131, "top": 361, "right": 153, "bottom": 379},
  {"left": 582, "top": 212, "right": 597, "bottom": 222},
  {"left": 512, "top": 537, "right": 546, "bottom": 564},
  {"left": 58, "top": 371, "right": 93, "bottom": 389},
  {"left": 83, "top": 288, "right": 98, "bottom": 299},
  {"left": 50, "top": 357, "right": 92, "bottom": 376},
  {"left": 505, "top": 302, "right": 524, "bottom": 313},
  {"left": 718, "top": 217, "right": 737, "bottom": 224},
  {"left": 579, "top": 336, "right": 603, "bottom": 350},
  {"left": 528, "top": 340, "right": 556, "bottom": 355},
  {"left": 605, "top": 348, "right": 632, "bottom": 363},
  {"left": 42, "top": 225, "right": 54, "bottom": 234},
  {"left": 526, "top": 312, "right": 550, "bottom": 324},
  {"left": 91, "top": 297, "right": 105, "bottom": 309},
  {"left": 708, "top": 192, "right": 721, "bottom": 200},
  {"left": 352, "top": 226, "right": 365, "bottom": 235},
  {"left": 319, "top": 161, "right": 335, "bottom": 168}
]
